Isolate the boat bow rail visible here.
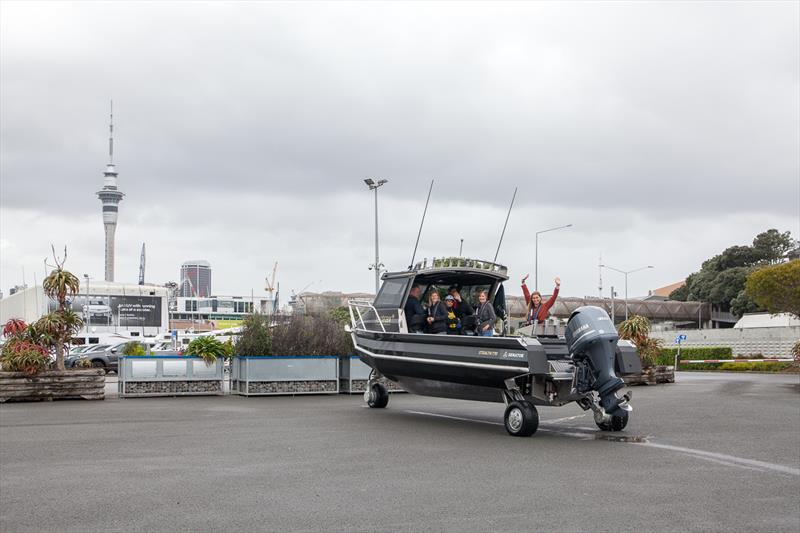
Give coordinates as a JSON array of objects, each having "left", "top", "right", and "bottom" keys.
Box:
[{"left": 348, "top": 299, "right": 388, "bottom": 333}]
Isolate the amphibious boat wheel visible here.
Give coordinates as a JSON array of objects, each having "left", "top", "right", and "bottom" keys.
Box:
[
  {"left": 595, "top": 411, "right": 629, "bottom": 432},
  {"left": 504, "top": 401, "right": 538, "bottom": 437},
  {"left": 365, "top": 383, "right": 389, "bottom": 409}
]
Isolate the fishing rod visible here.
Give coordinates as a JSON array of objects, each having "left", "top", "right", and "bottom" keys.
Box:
[
  {"left": 409, "top": 179, "right": 434, "bottom": 269},
  {"left": 493, "top": 186, "right": 517, "bottom": 263}
]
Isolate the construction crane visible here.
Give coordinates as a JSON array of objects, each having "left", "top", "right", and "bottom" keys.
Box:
[
  {"left": 138, "top": 243, "right": 146, "bottom": 285},
  {"left": 265, "top": 262, "right": 278, "bottom": 296}
]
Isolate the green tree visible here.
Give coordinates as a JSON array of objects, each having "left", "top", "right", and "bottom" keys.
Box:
[
  {"left": 745, "top": 260, "right": 800, "bottom": 318},
  {"left": 618, "top": 315, "right": 662, "bottom": 367},
  {"left": 752, "top": 229, "right": 794, "bottom": 264},
  {"left": 41, "top": 247, "right": 83, "bottom": 370},
  {"left": 234, "top": 313, "right": 272, "bottom": 356}
]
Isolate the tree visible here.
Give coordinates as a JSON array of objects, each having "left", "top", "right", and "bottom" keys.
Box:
[
  {"left": 752, "top": 229, "right": 794, "bottom": 264},
  {"left": 745, "top": 260, "right": 800, "bottom": 318},
  {"left": 41, "top": 247, "right": 83, "bottom": 370},
  {"left": 235, "top": 313, "right": 272, "bottom": 356}
]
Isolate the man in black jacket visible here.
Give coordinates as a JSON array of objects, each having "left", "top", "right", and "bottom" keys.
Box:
[{"left": 404, "top": 285, "right": 426, "bottom": 333}]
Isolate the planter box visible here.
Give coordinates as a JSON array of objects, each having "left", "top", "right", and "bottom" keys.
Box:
[
  {"left": 339, "top": 356, "right": 404, "bottom": 394},
  {"left": 0, "top": 369, "right": 105, "bottom": 402},
  {"left": 119, "top": 356, "right": 224, "bottom": 397},
  {"left": 231, "top": 356, "right": 339, "bottom": 396},
  {"left": 625, "top": 365, "right": 675, "bottom": 386}
]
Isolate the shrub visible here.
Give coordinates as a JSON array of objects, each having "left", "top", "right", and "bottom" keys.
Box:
[
  {"left": 121, "top": 342, "right": 146, "bottom": 356},
  {"left": 792, "top": 340, "right": 800, "bottom": 360},
  {"left": 185, "top": 336, "right": 228, "bottom": 365},
  {"left": 271, "top": 315, "right": 350, "bottom": 355},
  {"left": 618, "top": 315, "right": 651, "bottom": 346},
  {"left": 660, "top": 346, "right": 733, "bottom": 370},
  {"left": 235, "top": 314, "right": 272, "bottom": 356},
  {"left": 74, "top": 357, "right": 94, "bottom": 369},
  {"left": 0, "top": 339, "right": 51, "bottom": 375},
  {"left": 718, "top": 362, "right": 791, "bottom": 372},
  {"left": 637, "top": 337, "right": 664, "bottom": 367}
]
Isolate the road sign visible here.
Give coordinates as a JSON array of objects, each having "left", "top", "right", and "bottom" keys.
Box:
[{"left": 675, "top": 334, "right": 687, "bottom": 344}]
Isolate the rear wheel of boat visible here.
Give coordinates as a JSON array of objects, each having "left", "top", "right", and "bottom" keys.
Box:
[
  {"left": 365, "top": 383, "right": 389, "bottom": 409},
  {"left": 504, "top": 401, "right": 538, "bottom": 437}
]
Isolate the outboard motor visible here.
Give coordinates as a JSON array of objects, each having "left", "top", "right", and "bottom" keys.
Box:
[{"left": 565, "top": 306, "right": 628, "bottom": 417}]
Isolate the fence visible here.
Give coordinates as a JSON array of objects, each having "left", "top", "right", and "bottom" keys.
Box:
[{"left": 119, "top": 356, "right": 225, "bottom": 397}]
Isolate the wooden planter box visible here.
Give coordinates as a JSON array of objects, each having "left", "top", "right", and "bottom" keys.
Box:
[
  {"left": 231, "top": 356, "right": 339, "bottom": 396},
  {"left": 338, "top": 356, "right": 404, "bottom": 394},
  {"left": 0, "top": 369, "right": 105, "bottom": 402},
  {"left": 625, "top": 365, "right": 675, "bottom": 386},
  {"left": 118, "top": 356, "right": 224, "bottom": 397}
]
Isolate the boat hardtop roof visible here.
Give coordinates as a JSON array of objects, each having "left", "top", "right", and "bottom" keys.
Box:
[{"left": 383, "top": 257, "right": 509, "bottom": 284}]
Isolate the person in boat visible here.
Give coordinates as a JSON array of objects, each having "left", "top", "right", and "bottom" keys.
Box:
[
  {"left": 521, "top": 274, "right": 561, "bottom": 326},
  {"left": 444, "top": 295, "right": 462, "bottom": 335},
  {"left": 447, "top": 285, "right": 474, "bottom": 315},
  {"left": 476, "top": 290, "right": 496, "bottom": 336},
  {"left": 404, "top": 284, "right": 426, "bottom": 333},
  {"left": 425, "top": 291, "right": 448, "bottom": 334}
]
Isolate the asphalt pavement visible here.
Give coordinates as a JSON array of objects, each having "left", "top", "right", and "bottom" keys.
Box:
[{"left": 1, "top": 372, "right": 798, "bottom": 532}]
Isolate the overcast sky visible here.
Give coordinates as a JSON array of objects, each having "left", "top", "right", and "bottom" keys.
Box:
[{"left": 1, "top": 1, "right": 798, "bottom": 301}]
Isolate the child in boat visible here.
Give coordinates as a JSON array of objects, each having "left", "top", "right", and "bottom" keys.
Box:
[{"left": 444, "top": 295, "right": 462, "bottom": 335}]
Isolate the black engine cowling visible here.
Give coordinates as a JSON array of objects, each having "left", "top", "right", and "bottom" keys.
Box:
[{"left": 565, "top": 306, "right": 627, "bottom": 416}]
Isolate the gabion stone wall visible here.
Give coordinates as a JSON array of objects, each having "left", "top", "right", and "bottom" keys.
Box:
[
  {"left": 244, "top": 380, "right": 338, "bottom": 394},
  {"left": 124, "top": 381, "right": 222, "bottom": 395}
]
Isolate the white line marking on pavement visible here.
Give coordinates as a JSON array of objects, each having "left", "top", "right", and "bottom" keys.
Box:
[
  {"left": 635, "top": 442, "right": 799, "bottom": 476},
  {"left": 404, "top": 409, "right": 800, "bottom": 476}
]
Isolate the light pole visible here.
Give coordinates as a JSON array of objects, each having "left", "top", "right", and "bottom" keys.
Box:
[
  {"left": 364, "top": 178, "right": 388, "bottom": 294},
  {"left": 600, "top": 264, "right": 654, "bottom": 321},
  {"left": 83, "top": 274, "right": 90, "bottom": 334},
  {"left": 534, "top": 224, "right": 572, "bottom": 290}
]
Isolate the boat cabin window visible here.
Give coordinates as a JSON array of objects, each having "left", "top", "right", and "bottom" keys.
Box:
[{"left": 374, "top": 277, "right": 412, "bottom": 309}]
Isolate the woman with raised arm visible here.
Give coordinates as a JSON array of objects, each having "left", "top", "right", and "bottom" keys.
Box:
[{"left": 521, "top": 274, "right": 561, "bottom": 326}]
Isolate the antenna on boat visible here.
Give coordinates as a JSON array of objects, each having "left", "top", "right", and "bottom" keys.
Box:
[
  {"left": 409, "top": 179, "right": 434, "bottom": 269},
  {"left": 493, "top": 187, "right": 517, "bottom": 263}
]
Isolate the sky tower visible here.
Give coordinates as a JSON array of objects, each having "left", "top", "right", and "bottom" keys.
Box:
[{"left": 97, "top": 101, "right": 124, "bottom": 282}]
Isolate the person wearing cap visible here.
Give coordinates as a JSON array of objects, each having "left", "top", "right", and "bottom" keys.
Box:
[
  {"left": 447, "top": 285, "right": 474, "bottom": 316},
  {"left": 521, "top": 274, "right": 561, "bottom": 326},
  {"left": 444, "top": 295, "right": 462, "bottom": 334}
]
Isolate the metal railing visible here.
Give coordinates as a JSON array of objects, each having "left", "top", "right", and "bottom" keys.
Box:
[{"left": 347, "top": 299, "right": 386, "bottom": 332}]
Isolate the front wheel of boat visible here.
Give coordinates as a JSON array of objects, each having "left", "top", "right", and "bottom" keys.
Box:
[
  {"left": 504, "top": 401, "right": 538, "bottom": 437},
  {"left": 366, "top": 383, "right": 389, "bottom": 409}
]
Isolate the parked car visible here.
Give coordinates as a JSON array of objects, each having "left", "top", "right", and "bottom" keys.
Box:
[
  {"left": 79, "top": 342, "right": 134, "bottom": 373},
  {"left": 65, "top": 344, "right": 110, "bottom": 368}
]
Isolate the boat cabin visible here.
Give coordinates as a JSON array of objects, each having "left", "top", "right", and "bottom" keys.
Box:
[{"left": 362, "top": 257, "right": 510, "bottom": 335}]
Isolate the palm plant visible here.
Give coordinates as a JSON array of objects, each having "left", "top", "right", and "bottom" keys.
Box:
[
  {"left": 185, "top": 336, "right": 227, "bottom": 365},
  {"left": 618, "top": 315, "right": 658, "bottom": 368},
  {"left": 41, "top": 247, "right": 83, "bottom": 370},
  {"left": 2, "top": 319, "right": 27, "bottom": 338}
]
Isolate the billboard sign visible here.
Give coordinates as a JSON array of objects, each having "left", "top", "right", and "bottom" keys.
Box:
[{"left": 51, "top": 294, "right": 163, "bottom": 328}]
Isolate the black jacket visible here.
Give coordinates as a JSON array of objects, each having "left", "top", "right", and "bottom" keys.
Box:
[
  {"left": 426, "top": 301, "right": 448, "bottom": 334},
  {"left": 404, "top": 296, "right": 426, "bottom": 332},
  {"left": 477, "top": 301, "right": 496, "bottom": 332}
]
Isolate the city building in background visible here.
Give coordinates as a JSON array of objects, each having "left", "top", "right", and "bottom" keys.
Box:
[
  {"left": 170, "top": 294, "right": 275, "bottom": 331},
  {"left": 0, "top": 281, "right": 169, "bottom": 339},
  {"left": 96, "top": 102, "right": 124, "bottom": 282},
  {"left": 179, "top": 260, "right": 211, "bottom": 297}
]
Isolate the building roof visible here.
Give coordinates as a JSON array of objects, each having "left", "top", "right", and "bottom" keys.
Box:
[
  {"left": 181, "top": 260, "right": 211, "bottom": 267},
  {"left": 649, "top": 280, "right": 686, "bottom": 298}
]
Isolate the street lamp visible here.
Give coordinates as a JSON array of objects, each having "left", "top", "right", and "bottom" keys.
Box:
[
  {"left": 600, "top": 264, "right": 654, "bottom": 321},
  {"left": 364, "top": 178, "right": 388, "bottom": 294},
  {"left": 83, "top": 274, "right": 90, "bottom": 334},
  {"left": 535, "top": 224, "right": 572, "bottom": 290}
]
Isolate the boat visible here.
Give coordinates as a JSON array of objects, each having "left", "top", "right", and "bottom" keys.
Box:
[{"left": 347, "top": 257, "right": 642, "bottom": 436}]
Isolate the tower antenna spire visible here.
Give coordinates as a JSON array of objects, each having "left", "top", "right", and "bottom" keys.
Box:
[{"left": 109, "top": 99, "right": 114, "bottom": 163}]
